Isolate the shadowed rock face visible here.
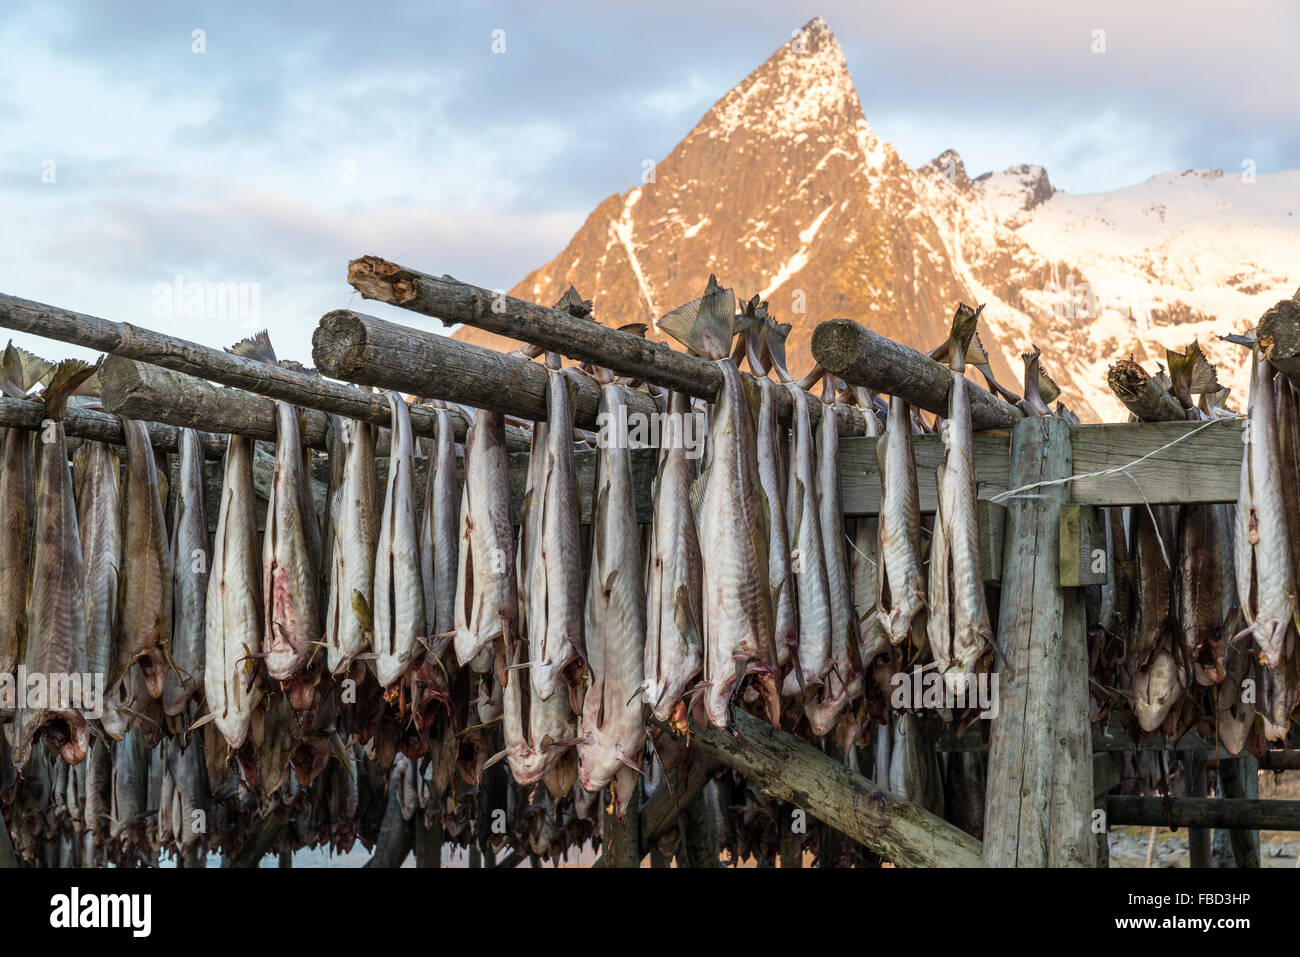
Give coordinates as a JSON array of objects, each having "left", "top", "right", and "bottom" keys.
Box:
[{"left": 454, "top": 17, "right": 1297, "bottom": 422}]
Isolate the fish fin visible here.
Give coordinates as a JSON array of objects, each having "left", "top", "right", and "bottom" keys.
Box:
[
  {"left": 480, "top": 748, "right": 510, "bottom": 772},
  {"left": 0, "top": 342, "right": 24, "bottom": 397},
  {"left": 1185, "top": 340, "right": 1220, "bottom": 394},
  {"left": 41, "top": 357, "right": 102, "bottom": 420},
  {"left": 966, "top": 329, "right": 989, "bottom": 367},
  {"left": 617, "top": 322, "right": 648, "bottom": 338},
  {"left": 552, "top": 284, "right": 594, "bottom": 319},
  {"left": 688, "top": 470, "right": 706, "bottom": 527},
  {"left": 768, "top": 579, "right": 784, "bottom": 623},
  {"left": 1220, "top": 333, "right": 1256, "bottom": 348},
  {"left": 15, "top": 344, "right": 55, "bottom": 393},
  {"left": 186, "top": 712, "right": 217, "bottom": 736},
  {"left": 656, "top": 298, "right": 703, "bottom": 354},
  {"left": 226, "top": 330, "right": 278, "bottom": 364},
  {"left": 673, "top": 585, "right": 702, "bottom": 648},
  {"left": 351, "top": 590, "right": 374, "bottom": 632}
]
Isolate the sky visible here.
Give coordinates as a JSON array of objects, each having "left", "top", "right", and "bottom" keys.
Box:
[{"left": 0, "top": 0, "right": 1296, "bottom": 363}]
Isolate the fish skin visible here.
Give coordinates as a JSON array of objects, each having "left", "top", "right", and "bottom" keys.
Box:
[
  {"left": 203, "top": 434, "right": 262, "bottom": 749},
  {"left": 754, "top": 377, "right": 796, "bottom": 671},
  {"left": 578, "top": 375, "right": 647, "bottom": 813},
  {"left": 454, "top": 408, "right": 518, "bottom": 672},
  {"left": 83, "top": 737, "right": 110, "bottom": 843},
  {"left": 163, "top": 429, "right": 208, "bottom": 716},
  {"left": 1258, "top": 654, "right": 1298, "bottom": 743},
  {"left": 877, "top": 396, "right": 927, "bottom": 649},
  {"left": 804, "top": 394, "right": 861, "bottom": 734},
  {"left": 851, "top": 517, "right": 889, "bottom": 666},
  {"left": 782, "top": 381, "right": 831, "bottom": 697},
  {"left": 420, "top": 404, "right": 460, "bottom": 637},
  {"left": 262, "top": 401, "right": 321, "bottom": 682},
  {"left": 1130, "top": 507, "right": 1175, "bottom": 670},
  {"left": 73, "top": 442, "right": 121, "bottom": 692},
  {"left": 117, "top": 419, "right": 173, "bottom": 700},
  {"left": 1235, "top": 350, "right": 1297, "bottom": 669},
  {"left": 373, "top": 392, "right": 426, "bottom": 687},
  {"left": 10, "top": 361, "right": 98, "bottom": 768},
  {"left": 1178, "top": 503, "right": 1225, "bottom": 686},
  {"left": 644, "top": 390, "right": 704, "bottom": 721},
  {"left": 0, "top": 425, "right": 34, "bottom": 677},
  {"left": 325, "top": 418, "right": 377, "bottom": 674},
  {"left": 528, "top": 364, "right": 583, "bottom": 700},
  {"left": 1216, "top": 638, "right": 1255, "bottom": 755},
  {"left": 887, "top": 711, "right": 943, "bottom": 815},
  {"left": 110, "top": 726, "right": 150, "bottom": 844},
  {"left": 928, "top": 315, "right": 994, "bottom": 695},
  {"left": 498, "top": 642, "right": 578, "bottom": 786}
]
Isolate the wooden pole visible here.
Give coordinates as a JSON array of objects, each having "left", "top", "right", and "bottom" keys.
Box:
[
  {"left": 1106, "top": 797, "right": 1300, "bottom": 830},
  {"left": 655, "top": 710, "right": 982, "bottom": 868},
  {"left": 0, "top": 396, "right": 225, "bottom": 457},
  {"left": 983, "top": 415, "right": 1073, "bottom": 866},
  {"left": 811, "top": 318, "right": 1022, "bottom": 430},
  {"left": 599, "top": 781, "right": 643, "bottom": 868},
  {"left": 313, "top": 308, "right": 658, "bottom": 431},
  {"left": 1185, "top": 751, "right": 1212, "bottom": 868},
  {"left": 679, "top": 782, "right": 722, "bottom": 868},
  {"left": 1047, "top": 585, "right": 1095, "bottom": 866},
  {"left": 99, "top": 356, "right": 330, "bottom": 448},
  {"left": 1214, "top": 756, "right": 1260, "bottom": 867},
  {"left": 0, "top": 291, "right": 525, "bottom": 450},
  {"left": 344, "top": 260, "right": 869, "bottom": 434}
]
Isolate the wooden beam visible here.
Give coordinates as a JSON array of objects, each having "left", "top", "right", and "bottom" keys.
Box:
[
  {"left": 811, "top": 318, "right": 1022, "bottom": 430},
  {"left": 313, "top": 308, "right": 658, "bottom": 431},
  {"left": 0, "top": 291, "right": 529, "bottom": 450},
  {"left": 1068, "top": 419, "right": 1241, "bottom": 506},
  {"left": 1106, "top": 797, "right": 1300, "bottom": 831},
  {"left": 639, "top": 759, "right": 719, "bottom": 851},
  {"left": 100, "top": 356, "right": 331, "bottom": 448},
  {"left": 837, "top": 432, "right": 1011, "bottom": 515},
  {"left": 984, "top": 415, "right": 1073, "bottom": 866},
  {"left": 654, "top": 710, "right": 983, "bottom": 868},
  {"left": 344, "top": 259, "right": 870, "bottom": 435},
  {"left": 1049, "top": 584, "right": 1094, "bottom": 866},
  {"left": 0, "top": 396, "right": 225, "bottom": 458}
]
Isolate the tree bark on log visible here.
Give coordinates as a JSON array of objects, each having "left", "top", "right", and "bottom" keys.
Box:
[
  {"left": 639, "top": 757, "right": 719, "bottom": 853},
  {"left": 1106, "top": 359, "right": 1184, "bottom": 422},
  {"left": 983, "top": 415, "right": 1074, "bottom": 866},
  {"left": 811, "top": 318, "right": 1021, "bottom": 431},
  {"left": 313, "top": 308, "right": 658, "bottom": 431},
  {"left": 0, "top": 396, "right": 225, "bottom": 457},
  {"left": 599, "top": 781, "right": 643, "bottom": 868},
  {"left": 655, "top": 710, "right": 982, "bottom": 867},
  {"left": 100, "top": 356, "right": 331, "bottom": 448},
  {"left": 0, "top": 291, "right": 518, "bottom": 449},
  {"left": 343, "top": 261, "right": 869, "bottom": 434}
]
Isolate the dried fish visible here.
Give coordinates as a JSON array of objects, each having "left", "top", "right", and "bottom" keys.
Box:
[
  {"left": 325, "top": 417, "right": 377, "bottom": 675},
  {"left": 877, "top": 395, "right": 926, "bottom": 649},
  {"left": 163, "top": 429, "right": 208, "bottom": 716}
]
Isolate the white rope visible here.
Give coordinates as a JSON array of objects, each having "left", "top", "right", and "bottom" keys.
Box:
[{"left": 988, "top": 413, "right": 1240, "bottom": 571}]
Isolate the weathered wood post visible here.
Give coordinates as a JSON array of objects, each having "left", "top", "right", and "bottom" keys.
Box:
[{"left": 983, "top": 415, "right": 1092, "bottom": 866}]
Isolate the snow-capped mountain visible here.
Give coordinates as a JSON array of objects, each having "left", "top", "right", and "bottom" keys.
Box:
[{"left": 453, "top": 17, "right": 1299, "bottom": 421}]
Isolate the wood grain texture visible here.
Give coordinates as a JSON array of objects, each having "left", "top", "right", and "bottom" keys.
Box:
[
  {"left": 0, "top": 396, "right": 225, "bottom": 457},
  {"left": 656, "top": 709, "right": 982, "bottom": 868},
  {"left": 1047, "top": 586, "right": 1094, "bottom": 867},
  {"left": 1068, "top": 418, "right": 1242, "bottom": 506},
  {"left": 983, "top": 415, "right": 1071, "bottom": 867},
  {"left": 1058, "top": 504, "right": 1107, "bottom": 586}
]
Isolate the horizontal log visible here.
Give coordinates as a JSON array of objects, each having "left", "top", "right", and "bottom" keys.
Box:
[
  {"left": 313, "top": 309, "right": 659, "bottom": 431},
  {"left": 811, "top": 318, "right": 1022, "bottom": 431},
  {"left": 655, "top": 709, "right": 982, "bottom": 868},
  {"left": 1106, "top": 797, "right": 1300, "bottom": 831},
  {"left": 100, "top": 356, "right": 330, "bottom": 449},
  {"left": 0, "top": 292, "right": 530, "bottom": 451},
  {"left": 1257, "top": 296, "right": 1300, "bottom": 387},
  {"left": 344, "top": 258, "right": 869, "bottom": 434},
  {"left": 1106, "top": 359, "right": 1185, "bottom": 423},
  {"left": 0, "top": 397, "right": 225, "bottom": 458}
]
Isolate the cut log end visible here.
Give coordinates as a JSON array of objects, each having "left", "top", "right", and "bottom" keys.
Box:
[
  {"left": 1258, "top": 298, "right": 1300, "bottom": 376},
  {"left": 313, "top": 310, "right": 370, "bottom": 380},
  {"left": 810, "top": 319, "right": 863, "bottom": 379},
  {"left": 347, "top": 256, "right": 417, "bottom": 305}
]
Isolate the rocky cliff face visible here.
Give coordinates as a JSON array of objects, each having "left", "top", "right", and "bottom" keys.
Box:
[{"left": 454, "top": 17, "right": 1299, "bottom": 420}]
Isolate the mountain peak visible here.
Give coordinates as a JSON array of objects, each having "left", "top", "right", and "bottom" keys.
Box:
[{"left": 702, "top": 17, "right": 861, "bottom": 142}]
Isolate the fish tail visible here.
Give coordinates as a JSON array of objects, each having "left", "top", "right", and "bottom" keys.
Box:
[
  {"left": 947, "top": 302, "right": 984, "bottom": 372},
  {"left": 41, "top": 357, "right": 102, "bottom": 420},
  {"left": 226, "top": 330, "right": 278, "bottom": 365},
  {"left": 658, "top": 275, "right": 734, "bottom": 361}
]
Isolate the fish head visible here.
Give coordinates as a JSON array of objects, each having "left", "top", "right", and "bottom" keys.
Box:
[{"left": 1133, "top": 650, "right": 1183, "bottom": 732}]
